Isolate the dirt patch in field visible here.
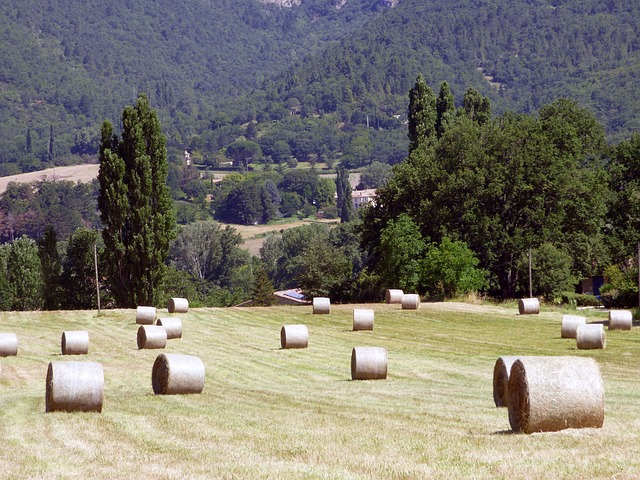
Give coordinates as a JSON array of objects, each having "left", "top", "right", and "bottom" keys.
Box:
[{"left": 0, "top": 164, "right": 100, "bottom": 193}]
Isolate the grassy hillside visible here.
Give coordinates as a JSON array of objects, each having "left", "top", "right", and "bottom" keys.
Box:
[{"left": 1, "top": 302, "right": 639, "bottom": 478}]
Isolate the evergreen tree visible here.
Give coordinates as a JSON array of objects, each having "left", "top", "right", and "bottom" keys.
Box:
[
  {"left": 407, "top": 74, "right": 436, "bottom": 153},
  {"left": 461, "top": 87, "right": 491, "bottom": 125},
  {"left": 38, "top": 225, "right": 62, "bottom": 310},
  {"left": 60, "top": 228, "right": 99, "bottom": 309},
  {"left": 251, "top": 264, "right": 275, "bottom": 306},
  {"left": 335, "top": 166, "right": 353, "bottom": 223},
  {"left": 98, "top": 94, "right": 176, "bottom": 307},
  {"left": 435, "top": 81, "right": 456, "bottom": 138}
]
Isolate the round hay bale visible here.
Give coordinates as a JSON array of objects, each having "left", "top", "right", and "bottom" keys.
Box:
[
  {"left": 351, "top": 346, "right": 387, "bottom": 380},
  {"left": 0, "top": 333, "right": 18, "bottom": 357},
  {"left": 45, "top": 361, "right": 104, "bottom": 413},
  {"left": 136, "top": 306, "right": 157, "bottom": 325},
  {"left": 167, "top": 297, "right": 189, "bottom": 313},
  {"left": 353, "top": 309, "right": 375, "bottom": 331},
  {"left": 137, "top": 325, "right": 167, "bottom": 350},
  {"left": 518, "top": 298, "right": 540, "bottom": 315},
  {"left": 401, "top": 294, "right": 420, "bottom": 310},
  {"left": 385, "top": 289, "right": 404, "bottom": 304},
  {"left": 152, "top": 353, "right": 205, "bottom": 395},
  {"left": 507, "top": 356, "right": 604, "bottom": 434},
  {"left": 608, "top": 310, "right": 632, "bottom": 330},
  {"left": 156, "top": 317, "right": 183, "bottom": 340},
  {"left": 576, "top": 324, "right": 606, "bottom": 350},
  {"left": 61, "top": 331, "right": 89, "bottom": 355},
  {"left": 561, "top": 315, "right": 587, "bottom": 339},
  {"left": 280, "top": 324, "right": 309, "bottom": 349},
  {"left": 493, "top": 356, "right": 520, "bottom": 408},
  {"left": 313, "top": 297, "right": 331, "bottom": 314}
]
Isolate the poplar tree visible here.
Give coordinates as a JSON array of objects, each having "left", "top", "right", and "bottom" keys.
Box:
[
  {"left": 98, "top": 94, "right": 176, "bottom": 307},
  {"left": 38, "top": 225, "right": 61, "bottom": 310},
  {"left": 435, "top": 81, "right": 456, "bottom": 138},
  {"left": 407, "top": 74, "right": 436, "bottom": 153},
  {"left": 335, "top": 166, "right": 353, "bottom": 223}
]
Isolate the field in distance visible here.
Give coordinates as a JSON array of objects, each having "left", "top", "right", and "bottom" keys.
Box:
[{"left": 0, "top": 302, "right": 639, "bottom": 479}]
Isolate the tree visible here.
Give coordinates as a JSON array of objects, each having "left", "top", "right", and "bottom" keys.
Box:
[
  {"left": 60, "top": 228, "right": 99, "bottom": 309},
  {"left": 226, "top": 140, "right": 262, "bottom": 172},
  {"left": 377, "top": 214, "right": 425, "bottom": 292},
  {"left": 335, "top": 166, "right": 353, "bottom": 223},
  {"left": 7, "top": 236, "right": 44, "bottom": 310},
  {"left": 435, "top": 81, "right": 455, "bottom": 138},
  {"left": 38, "top": 225, "right": 62, "bottom": 310},
  {"left": 460, "top": 87, "right": 491, "bottom": 125},
  {"left": 407, "top": 75, "right": 436, "bottom": 153},
  {"left": 0, "top": 245, "right": 12, "bottom": 310},
  {"left": 98, "top": 94, "right": 176, "bottom": 307},
  {"left": 251, "top": 264, "right": 276, "bottom": 306},
  {"left": 358, "top": 161, "right": 392, "bottom": 189},
  {"left": 297, "top": 236, "right": 352, "bottom": 299},
  {"left": 522, "top": 243, "right": 576, "bottom": 301}
]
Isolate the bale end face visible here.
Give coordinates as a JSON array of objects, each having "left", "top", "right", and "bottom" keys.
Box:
[{"left": 493, "top": 356, "right": 519, "bottom": 408}]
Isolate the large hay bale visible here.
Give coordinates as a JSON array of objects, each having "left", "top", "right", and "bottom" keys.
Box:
[
  {"left": 45, "top": 361, "right": 104, "bottom": 413},
  {"left": 507, "top": 356, "right": 604, "bottom": 434},
  {"left": 313, "top": 297, "right": 331, "bottom": 314},
  {"left": 401, "top": 294, "right": 420, "bottom": 310},
  {"left": 167, "top": 297, "right": 189, "bottom": 313},
  {"left": 156, "top": 317, "right": 183, "bottom": 340},
  {"left": 576, "top": 324, "right": 606, "bottom": 350},
  {"left": 152, "top": 353, "right": 205, "bottom": 395},
  {"left": 137, "top": 325, "right": 167, "bottom": 350},
  {"left": 280, "top": 324, "right": 309, "bottom": 349},
  {"left": 136, "top": 306, "right": 157, "bottom": 325},
  {"left": 0, "top": 333, "right": 18, "bottom": 357},
  {"left": 493, "top": 356, "right": 520, "bottom": 408},
  {"left": 61, "top": 331, "right": 89, "bottom": 355},
  {"left": 353, "top": 309, "right": 375, "bottom": 331},
  {"left": 561, "top": 315, "right": 587, "bottom": 339},
  {"left": 518, "top": 298, "right": 540, "bottom": 315},
  {"left": 351, "top": 346, "right": 387, "bottom": 380},
  {"left": 385, "top": 289, "right": 404, "bottom": 304},
  {"left": 608, "top": 310, "right": 632, "bottom": 330}
]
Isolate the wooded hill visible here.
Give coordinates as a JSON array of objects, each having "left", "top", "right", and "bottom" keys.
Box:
[{"left": 1, "top": 0, "right": 639, "bottom": 175}]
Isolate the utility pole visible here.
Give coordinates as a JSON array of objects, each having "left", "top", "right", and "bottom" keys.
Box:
[
  {"left": 637, "top": 241, "right": 639, "bottom": 308},
  {"left": 528, "top": 247, "right": 533, "bottom": 298},
  {"left": 94, "top": 243, "right": 101, "bottom": 315}
]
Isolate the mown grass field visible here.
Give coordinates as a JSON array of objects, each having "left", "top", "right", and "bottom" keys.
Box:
[{"left": 1, "top": 302, "right": 639, "bottom": 479}]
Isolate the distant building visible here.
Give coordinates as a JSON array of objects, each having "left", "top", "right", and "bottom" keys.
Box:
[
  {"left": 351, "top": 189, "right": 376, "bottom": 208},
  {"left": 273, "top": 288, "right": 309, "bottom": 305},
  {"left": 184, "top": 150, "right": 191, "bottom": 166}
]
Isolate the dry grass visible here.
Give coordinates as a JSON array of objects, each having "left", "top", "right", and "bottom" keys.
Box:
[
  {"left": 0, "top": 302, "right": 639, "bottom": 478},
  {"left": 0, "top": 164, "right": 100, "bottom": 194}
]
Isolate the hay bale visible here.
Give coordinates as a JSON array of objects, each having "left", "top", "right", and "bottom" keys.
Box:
[
  {"left": 576, "top": 324, "right": 606, "bottom": 350},
  {"left": 608, "top": 310, "right": 632, "bottom": 330},
  {"left": 152, "top": 353, "right": 205, "bottom": 394},
  {"left": 353, "top": 309, "right": 375, "bottom": 331},
  {"left": 507, "top": 356, "right": 604, "bottom": 434},
  {"left": 280, "top": 324, "right": 309, "bottom": 349},
  {"left": 561, "top": 315, "right": 587, "bottom": 339},
  {"left": 136, "top": 306, "right": 157, "bottom": 325},
  {"left": 61, "top": 331, "right": 89, "bottom": 355},
  {"left": 0, "top": 333, "right": 18, "bottom": 357},
  {"left": 45, "top": 361, "right": 104, "bottom": 413},
  {"left": 156, "top": 317, "right": 183, "bottom": 340},
  {"left": 401, "top": 294, "right": 420, "bottom": 310},
  {"left": 137, "top": 325, "right": 167, "bottom": 350},
  {"left": 167, "top": 297, "right": 189, "bottom": 313},
  {"left": 313, "top": 297, "right": 331, "bottom": 314},
  {"left": 351, "top": 346, "right": 387, "bottom": 380},
  {"left": 518, "top": 298, "right": 540, "bottom": 315},
  {"left": 385, "top": 289, "right": 404, "bottom": 304},
  {"left": 493, "top": 356, "right": 520, "bottom": 408}
]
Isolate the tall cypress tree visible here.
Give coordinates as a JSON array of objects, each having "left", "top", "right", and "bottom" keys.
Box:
[
  {"left": 335, "top": 166, "right": 353, "bottom": 223},
  {"left": 435, "top": 81, "right": 456, "bottom": 138},
  {"left": 407, "top": 74, "right": 436, "bottom": 153},
  {"left": 98, "top": 94, "right": 176, "bottom": 307},
  {"left": 38, "top": 225, "right": 62, "bottom": 310}
]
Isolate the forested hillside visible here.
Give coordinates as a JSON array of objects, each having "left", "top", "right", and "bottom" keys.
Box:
[{"left": 1, "top": 0, "right": 639, "bottom": 177}]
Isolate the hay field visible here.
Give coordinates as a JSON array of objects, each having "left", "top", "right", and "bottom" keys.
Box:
[{"left": 1, "top": 303, "right": 639, "bottom": 479}]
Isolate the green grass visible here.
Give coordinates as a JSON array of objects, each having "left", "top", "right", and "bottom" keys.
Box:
[{"left": 1, "top": 302, "right": 639, "bottom": 479}]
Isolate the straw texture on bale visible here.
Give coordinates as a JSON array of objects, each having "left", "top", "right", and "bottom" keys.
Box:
[
  {"left": 518, "top": 298, "right": 540, "bottom": 315},
  {"left": 137, "top": 325, "right": 167, "bottom": 350},
  {"left": 167, "top": 297, "right": 189, "bottom": 314},
  {"left": 45, "top": 361, "right": 104, "bottom": 413},
  {"left": 313, "top": 297, "right": 331, "bottom": 314},
  {"left": 507, "top": 356, "right": 604, "bottom": 434},
  {"left": 493, "top": 356, "right": 520, "bottom": 408},
  {"left": 280, "top": 324, "right": 309, "bottom": 349},
  {"left": 136, "top": 306, "right": 157, "bottom": 325},
  {"left": 385, "top": 289, "right": 404, "bottom": 304},
  {"left": 353, "top": 309, "right": 375, "bottom": 331},
  {"left": 608, "top": 310, "right": 632, "bottom": 330},
  {"left": 152, "top": 353, "right": 205, "bottom": 395},
  {"left": 156, "top": 317, "right": 183, "bottom": 339},
  {"left": 61, "top": 331, "right": 89, "bottom": 355},
  {"left": 561, "top": 315, "right": 587, "bottom": 339},
  {"left": 401, "top": 294, "right": 420, "bottom": 310},
  {"left": 0, "top": 333, "right": 18, "bottom": 357},
  {"left": 351, "top": 346, "right": 388, "bottom": 380},
  {"left": 576, "top": 324, "right": 606, "bottom": 350}
]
